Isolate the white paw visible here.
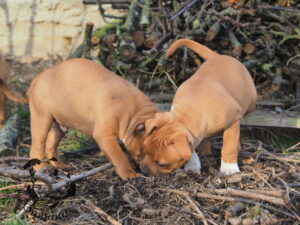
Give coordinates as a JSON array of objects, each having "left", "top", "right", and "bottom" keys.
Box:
[
  {"left": 220, "top": 160, "right": 240, "bottom": 175},
  {"left": 184, "top": 151, "right": 201, "bottom": 173}
]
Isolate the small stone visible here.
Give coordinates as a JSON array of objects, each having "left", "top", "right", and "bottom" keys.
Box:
[{"left": 228, "top": 217, "right": 242, "bottom": 225}]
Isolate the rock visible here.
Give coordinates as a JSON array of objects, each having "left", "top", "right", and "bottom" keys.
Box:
[{"left": 228, "top": 217, "right": 242, "bottom": 225}]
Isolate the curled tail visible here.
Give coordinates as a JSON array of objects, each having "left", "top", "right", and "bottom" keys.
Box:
[
  {"left": 0, "top": 79, "right": 28, "bottom": 103},
  {"left": 166, "top": 39, "right": 219, "bottom": 60}
]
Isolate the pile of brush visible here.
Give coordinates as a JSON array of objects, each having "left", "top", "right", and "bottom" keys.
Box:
[{"left": 76, "top": 0, "right": 300, "bottom": 107}]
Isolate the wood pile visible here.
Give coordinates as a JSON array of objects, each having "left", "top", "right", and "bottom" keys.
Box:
[{"left": 77, "top": 0, "right": 299, "bottom": 106}]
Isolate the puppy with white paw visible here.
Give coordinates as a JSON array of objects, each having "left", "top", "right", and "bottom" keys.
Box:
[{"left": 140, "top": 39, "right": 257, "bottom": 176}]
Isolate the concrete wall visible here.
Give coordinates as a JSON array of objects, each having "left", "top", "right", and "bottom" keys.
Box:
[{"left": 0, "top": 0, "right": 116, "bottom": 60}]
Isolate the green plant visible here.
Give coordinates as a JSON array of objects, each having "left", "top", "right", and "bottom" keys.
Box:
[
  {"left": 0, "top": 217, "right": 30, "bottom": 225},
  {"left": 59, "top": 129, "right": 93, "bottom": 151}
]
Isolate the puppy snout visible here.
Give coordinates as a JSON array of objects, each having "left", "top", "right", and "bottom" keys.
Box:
[{"left": 140, "top": 165, "right": 150, "bottom": 175}]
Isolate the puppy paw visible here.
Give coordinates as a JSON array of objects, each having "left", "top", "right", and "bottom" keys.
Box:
[
  {"left": 119, "top": 171, "right": 142, "bottom": 180},
  {"left": 220, "top": 160, "right": 240, "bottom": 175},
  {"left": 184, "top": 151, "right": 201, "bottom": 174},
  {"left": 49, "top": 159, "right": 68, "bottom": 169}
]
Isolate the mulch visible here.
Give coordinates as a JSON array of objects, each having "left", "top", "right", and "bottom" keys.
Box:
[{"left": 1, "top": 138, "right": 298, "bottom": 225}]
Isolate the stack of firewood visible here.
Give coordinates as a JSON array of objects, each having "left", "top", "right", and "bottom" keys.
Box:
[{"left": 74, "top": 0, "right": 299, "bottom": 107}]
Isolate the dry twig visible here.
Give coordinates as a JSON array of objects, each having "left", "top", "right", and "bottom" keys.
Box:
[
  {"left": 168, "top": 189, "right": 208, "bottom": 225},
  {"left": 85, "top": 199, "right": 122, "bottom": 225},
  {"left": 214, "top": 188, "right": 286, "bottom": 205}
]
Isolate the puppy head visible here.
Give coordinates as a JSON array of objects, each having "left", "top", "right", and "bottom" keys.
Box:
[
  {"left": 124, "top": 123, "right": 147, "bottom": 164},
  {"left": 140, "top": 112, "right": 193, "bottom": 175}
]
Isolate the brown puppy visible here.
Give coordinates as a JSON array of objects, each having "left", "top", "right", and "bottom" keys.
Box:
[
  {"left": 27, "top": 58, "right": 158, "bottom": 180},
  {"left": 141, "top": 39, "right": 257, "bottom": 175},
  {"left": 0, "top": 60, "right": 28, "bottom": 127}
]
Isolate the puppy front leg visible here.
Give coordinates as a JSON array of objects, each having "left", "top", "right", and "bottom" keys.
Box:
[
  {"left": 199, "top": 139, "right": 212, "bottom": 157},
  {"left": 220, "top": 120, "right": 240, "bottom": 175},
  {"left": 93, "top": 131, "right": 141, "bottom": 180},
  {"left": 29, "top": 109, "right": 53, "bottom": 171}
]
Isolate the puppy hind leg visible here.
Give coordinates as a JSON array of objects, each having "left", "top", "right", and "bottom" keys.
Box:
[
  {"left": 29, "top": 108, "right": 53, "bottom": 171},
  {"left": 220, "top": 120, "right": 240, "bottom": 175},
  {"left": 199, "top": 138, "right": 218, "bottom": 168},
  {"left": 45, "top": 121, "right": 67, "bottom": 169}
]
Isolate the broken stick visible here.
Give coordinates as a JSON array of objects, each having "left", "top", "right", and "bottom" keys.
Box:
[
  {"left": 214, "top": 188, "right": 286, "bottom": 205},
  {"left": 0, "top": 163, "right": 112, "bottom": 191}
]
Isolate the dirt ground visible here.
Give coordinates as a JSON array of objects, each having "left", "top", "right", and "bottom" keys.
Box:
[{"left": 0, "top": 58, "right": 299, "bottom": 225}]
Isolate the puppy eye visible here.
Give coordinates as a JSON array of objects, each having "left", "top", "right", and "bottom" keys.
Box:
[
  {"left": 134, "top": 123, "right": 145, "bottom": 135},
  {"left": 169, "top": 141, "right": 174, "bottom": 145},
  {"left": 156, "top": 161, "right": 169, "bottom": 167}
]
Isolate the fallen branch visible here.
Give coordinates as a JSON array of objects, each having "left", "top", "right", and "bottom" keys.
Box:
[
  {"left": 245, "top": 189, "right": 284, "bottom": 198},
  {"left": 0, "top": 156, "right": 29, "bottom": 162},
  {"left": 208, "top": 9, "right": 258, "bottom": 28},
  {"left": 214, "top": 188, "right": 286, "bottom": 205},
  {"left": 0, "top": 163, "right": 112, "bottom": 191},
  {"left": 0, "top": 193, "right": 29, "bottom": 200},
  {"left": 0, "top": 182, "right": 44, "bottom": 191}
]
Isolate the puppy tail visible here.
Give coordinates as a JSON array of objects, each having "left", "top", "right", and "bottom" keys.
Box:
[
  {"left": 166, "top": 39, "right": 219, "bottom": 60},
  {"left": 0, "top": 79, "right": 28, "bottom": 103}
]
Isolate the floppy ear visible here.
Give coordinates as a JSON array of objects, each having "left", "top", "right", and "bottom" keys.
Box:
[
  {"left": 145, "top": 118, "right": 158, "bottom": 136},
  {"left": 145, "top": 112, "right": 170, "bottom": 136},
  {"left": 134, "top": 123, "right": 145, "bottom": 135},
  {"left": 185, "top": 130, "right": 194, "bottom": 148},
  {"left": 177, "top": 131, "right": 194, "bottom": 161},
  {"left": 180, "top": 136, "right": 193, "bottom": 161}
]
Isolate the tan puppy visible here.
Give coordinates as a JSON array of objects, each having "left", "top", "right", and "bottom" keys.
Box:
[
  {"left": 27, "top": 58, "right": 158, "bottom": 180},
  {"left": 0, "top": 60, "right": 28, "bottom": 127},
  {"left": 140, "top": 39, "right": 257, "bottom": 175}
]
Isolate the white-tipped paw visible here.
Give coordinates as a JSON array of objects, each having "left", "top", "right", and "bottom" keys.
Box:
[
  {"left": 220, "top": 160, "right": 240, "bottom": 175},
  {"left": 184, "top": 151, "right": 201, "bottom": 174}
]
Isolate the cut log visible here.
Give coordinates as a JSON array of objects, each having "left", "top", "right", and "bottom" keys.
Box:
[
  {"left": 242, "top": 110, "right": 300, "bottom": 129},
  {"left": 131, "top": 31, "right": 144, "bottom": 47},
  {"left": 0, "top": 114, "right": 20, "bottom": 156},
  {"left": 229, "top": 30, "right": 242, "bottom": 58},
  {"left": 206, "top": 20, "right": 221, "bottom": 42},
  {"left": 124, "top": 2, "right": 138, "bottom": 31},
  {"left": 140, "top": 0, "right": 151, "bottom": 28},
  {"left": 83, "top": 22, "right": 94, "bottom": 57},
  {"left": 119, "top": 39, "right": 136, "bottom": 61}
]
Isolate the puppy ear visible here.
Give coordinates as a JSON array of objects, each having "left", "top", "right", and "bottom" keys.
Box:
[
  {"left": 178, "top": 132, "right": 194, "bottom": 161},
  {"left": 145, "top": 112, "right": 171, "bottom": 136},
  {"left": 145, "top": 118, "right": 158, "bottom": 136},
  {"left": 185, "top": 131, "right": 194, "bottom": 148},
  {"left": 181, "top": 138, "right": 192, "bottom": 161},
  {"left": 134, "top": 123, "right": 145, "bottom": 134}
]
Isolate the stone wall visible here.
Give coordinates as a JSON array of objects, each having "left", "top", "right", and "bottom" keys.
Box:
[{"left": 0, "top": 0, "right": 116, "bottom": 60}]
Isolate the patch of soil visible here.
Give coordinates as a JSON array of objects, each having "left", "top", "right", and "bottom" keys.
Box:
[{"left": 10, "top": 139, "right": 300, "bottom": 225}]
